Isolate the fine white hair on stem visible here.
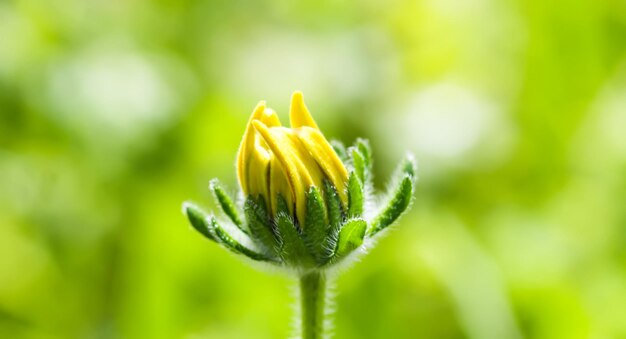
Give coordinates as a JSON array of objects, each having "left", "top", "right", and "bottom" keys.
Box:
[
  {"left": 323, "top": 276, "right": 337, "bottom": 339},
  {"left": 289, "top": 273, "right": 338, "bottom": 339},
  {"left": 289, "top": 280, "right": 302, "bottom": 339}
]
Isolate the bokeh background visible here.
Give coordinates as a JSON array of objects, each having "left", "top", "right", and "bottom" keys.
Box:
[{"left": 1, "top": 0, "right": 626, "bottom": 338}]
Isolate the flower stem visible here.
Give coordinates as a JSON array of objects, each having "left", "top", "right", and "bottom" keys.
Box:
[{"left": 300, "top": 270, "right": 327, "bottom": 339}]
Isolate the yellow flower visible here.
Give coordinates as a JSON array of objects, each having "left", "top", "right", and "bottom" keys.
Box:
[
  {"left": 184, "top": 90, "right": 416, "bottom": 266},
  {"left": 236, "top": 91, "right": 349, "bottom": 226},
  {"left": 183, "top": 90, "right": 417, "bottom": 339}
]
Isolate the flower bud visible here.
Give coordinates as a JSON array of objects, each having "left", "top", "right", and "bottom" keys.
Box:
[{"left": 183, "top": 91, "right": 416, "bottom": 269}]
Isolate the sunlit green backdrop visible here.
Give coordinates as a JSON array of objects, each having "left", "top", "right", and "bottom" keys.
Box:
[{"left": 1, "top": 0, "right": 626, "bottom": 338}]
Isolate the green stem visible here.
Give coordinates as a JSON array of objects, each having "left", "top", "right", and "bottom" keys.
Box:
[{"left": 300, "top": 271, "right": 327, "bottom": 339}]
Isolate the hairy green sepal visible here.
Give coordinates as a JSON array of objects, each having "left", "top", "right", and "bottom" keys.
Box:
[
  {"left": 333, "top": 218, "right": 367, "bottom": 262},
  {"left": 368, "top": 156, "right": 416, "bottom": 236},
  {"left": 303, "top": 187, "right": 329, "bottom": 263},
  {"left": 245, "top": 195, "right": 280, "bottom": 256},
  {"left": 209, "top": 179, "right": 245, "bottom": 232},
  {"left": 347, "top": 172, "right": 363, "bottom": 218},
  {"left": 184, "top": 203, "right": 218, "bottom": 242}
]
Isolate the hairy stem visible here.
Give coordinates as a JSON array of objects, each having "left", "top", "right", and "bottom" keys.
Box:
[{"left": 300, "top": 271, "right": 327, "bottom": 339}]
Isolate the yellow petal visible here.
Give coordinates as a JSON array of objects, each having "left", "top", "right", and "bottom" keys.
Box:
[
  {"left": 269, "top": 155, "right": 293, "bottom": 217},
  {"left": 296, "top": 126, "right": 349, "bottom": 206},
  {"left": 252, "top": 121, "right": 314, "bottom": 225},
  {"left": 289, "top": 91, "right": 319, "bottom": 130},
  {"left": 237, "top": 102, "right": 281, "bottom": 194},
  {"left": 237, "top": 101, "right": 266, "bottom": 193},
  {"left": 283, "top": 128, "right": 324, "bottom": 189},
  {"left": 258, "top": 107, "right": 281, "bottom": 127},
  {"left": 245, "top": 141, "right": 271, "bottom": 200}
]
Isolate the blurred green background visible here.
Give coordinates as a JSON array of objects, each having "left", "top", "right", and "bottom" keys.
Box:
[{"left": 1, "top": 0, "right": 626, "bottom": 338}]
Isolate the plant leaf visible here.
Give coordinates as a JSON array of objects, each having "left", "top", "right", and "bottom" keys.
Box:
[
  {"left": 244, "top": 195, "right": 279, "bottom": 255},
  {"left": 369, "top": 154, "right": 416, "bottom": 236},
  {"left": 355, "top": 138, "right": 372, "bottom": 170},
  {"left": 333, "top": 218, "right": 367, "bottom": 262},
  {"left": 209, "top": 216, "right": 276, "bottom": 262},
  {"left": 209, "top": 179, "right": 245, "bottom": 232},
  {"left": 322, "top": 181, "right": 344, "bottom": 263},
  {"left": 275, "top": 213, "right": 315, "bottom": 268},
  {"left": 303, "top": 187, "right": 329, "bottom": 262},
  {"left": 183, "top": 202, "right": 218, "bottom": 242},
  {"left": 275, "top": 193, "right": 291, "bottom": 218},
  {"left": 355, "top": 138, "right": 372, "bottom": 184},
  {"left": 351, "top": 147, "right": 366, "bottom": 184},
  {"left": 368, "top": 174, "right": 414, "bottom": 236},
  {"left": 324, "top": 180, "right": 343, "bottom": 233},
  {"left": 400, "top": 153, "right": 417, "bottom": 178},
  {"left": 347, "top": 172, "right": 363, "bottom": 218}
]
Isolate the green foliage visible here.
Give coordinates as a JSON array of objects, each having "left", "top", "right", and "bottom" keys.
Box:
[
  {"left": 323, "top": 180, "right": 344, "bottom": 234},
  {"left": 275, "top": 214, "right": 315, "bottom": 268},
  {"left": 350, "top": 148, "right": 366, "bottom": 184},
  {"left": 209, "top": 216, "right": 275, "bottom": 262},
  {"left": 244, "top": 195, "right": 280, "bottom": 256},
  {"left": 303, "top": 187, "right": 330, "bottom": 262},
  {"left": 355, "top": 139, "right": 372, "bottom": 171},
  {"left": 354, "top": 138, "right": 373, "bottom": 185},
  {"left": 368, "top": 175, "right": 413, "bottom": 236},
  {"left": 182, "top": 145, "right": 423, "bottom": 339},
  {"left": 333, "top": 219, "right": 367, "bottom": 262},
  {"left": 209, "top": 179, "right": 246, "bottom": 232},
  {"left": 369, "top": 156, "right": 416, "bottom": 236},
  {"left": 184, "top": 202, "right": 273, "bottom": 261},
  {"left": 184, "top": 149, "right": 416, "bottom": 269},
  {"left": 183, "top": 202, "right": 218, "bottom": 242},
  {"left": 347, "top": 172, "right": 364, "bottom": 218}
]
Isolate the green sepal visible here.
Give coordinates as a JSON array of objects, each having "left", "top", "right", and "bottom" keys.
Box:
[
  {"left": 323, "top": 180, "right": 343, "bottom": 233},
  {"left": 355, "top": 138, "right": 373, "bottom": 184},
  {"left": 400, "top": 154, "right": 417, "bottom": 179},
  {"left": 244, "top": 195, "right": 279, "bottom": 255},
  {"left": 183, "top": 202, "right": 218, "bottom": 242},
  {"left": 275, "top": 194, "right": 313, "bottom": 267},
  {"left": 322, "top": 181, "right": 344, "bottom": 263},
  {"left": 368, "top": 174, "right": 414, "bottom": 236},
  {"left": 351, "top": 148, "right": 366, "bottom": 184},
  {"left": 303, "top": 187, "right": 329, "bottom": 262},
  {"left": 275, "top": 213, "right": 315, "bottom": 268},
  {"left": 209, "top": 216, "right": 276, "bottom": 262},
  {"left": 275, "top": 193, "right": 291, "bottom": 218},
  {"left": 347, "top": 172, "right": 363, "bottom": 218},
  {"left": 332, "top": 218, "right": 367, "bottom": 262},
  {"left": 355, "top": 138, "right": 372, "bottom": 170},
  {"left": 330, "top": 140, "right": 348, "bottom": 162},
  {"left": 209, "top": 179, "right": 245, "bottom": 233}
]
